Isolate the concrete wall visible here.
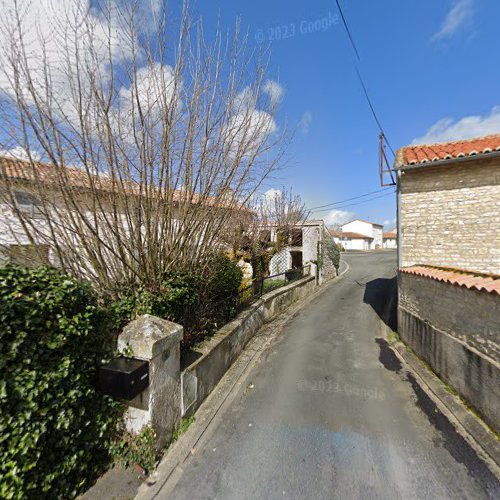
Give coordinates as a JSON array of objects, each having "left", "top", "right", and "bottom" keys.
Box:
[
  {"left": 398, "top": 272, "right": 500, "bottom": 431},
  {"left": 372, "top": 226, "right": 383, "bottom": 249},
  {"left": 342, "top": 237, "right": 371, "bottom": 251},
  {"left": 399, "top": 157, "right": 500, "bottom": 274},
  {"left": 302, "top": 225, "right": 320, "bottom": 263},
  {"left": 383, "top": 238, "right": 397, "bottom": 249},
  {"left": 342, "top": 220, "right": 373, "bottom": 237},
  {"left": 341, "top": 220, "right": 383, "bottom": 250},
  {"left": 181, "top": 275, "right": 316, "bottom": 416}
]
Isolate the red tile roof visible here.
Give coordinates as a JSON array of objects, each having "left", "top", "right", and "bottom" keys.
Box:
[
  {"left": 0, "top": 156, "right": 230, "bottom": 208},
  {"left": 383, "top": 232, "right": 397, "bottom": 239},
  {"left": 340, "top": 232, "right": 373, "bottom": 240},
  {"left": 395, "top": 133, "right": 500, "bottom": 168},
  {"left": 329, "top": 229, "right": 341, "bottom": 237},
  {"left": 399, "top": 266, "right": 500, "bottom": 295}
]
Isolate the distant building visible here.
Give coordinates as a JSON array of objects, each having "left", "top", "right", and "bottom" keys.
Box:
[
  {"left": 268, "top": 220, "right": 337, "bottom": 283},
  {"left": 382, "top": 229, "right": 397, "bottom": 249},
  {"left": 338, "top": 231, "right": 373, "bottom": 251},
  {"left": 339, "top": 219, "right": 383, "bottom": 250}
]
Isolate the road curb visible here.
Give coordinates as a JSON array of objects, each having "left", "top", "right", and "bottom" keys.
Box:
[{"left": 388, "top": 337, "right": 500, "bottom": 478}]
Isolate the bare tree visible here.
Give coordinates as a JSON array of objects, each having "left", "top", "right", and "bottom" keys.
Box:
[{"left": 0, "top": 0, "right": 289, "bottom": 298}]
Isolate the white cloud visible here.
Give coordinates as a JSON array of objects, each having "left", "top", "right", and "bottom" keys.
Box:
[
  {"left": 413, "top": 105, "right": 500, "bottom": 144},
  {"left": 115, "top": 63, "right": 180, "bottom": 130},
  {"left": 0, "top": 146, "right": 41, "bottom": 161},
  {"left": 0, "top": 146, "right": 108, "bottom": 175},
  {"left": 0, "top": 0, "right": 141, "bottom": 122},
  {"left": 299, "top": 112, "right": 312, "bottom": 134},
  {"left": 263, "top": 80, "right": 284, "bottom": 106},
  {"left": 225, "top": 87, "right": 278, "bottom": 159},
  {"left": 432, "top": 0, "right": 474, "bottom": 41},
  {"left": 324, "top": 209, "right": 354, "bottom": 227}
]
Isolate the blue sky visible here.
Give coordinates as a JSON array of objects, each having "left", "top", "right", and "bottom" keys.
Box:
[
  {"left": 195, "top": 0, "right": 500, "bottom": 228},
  {"left": 1, "top": 1, "right": 498, "bottom": 230}
]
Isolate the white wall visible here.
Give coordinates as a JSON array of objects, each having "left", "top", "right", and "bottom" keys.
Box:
[
  {"left": 372, "top": 226, "right": 383, "bottom": 249},
  {"left": 341, "top": 237, "right": 370, "bottom": 251},
  {"left": 383, "top": 238, "right": 397, "bottom": 249},
  {"left": 341, "top": 220, "right": 383, "bottom": 250},
  {"left": 342, "top": 220, "right": 373, "bottom": 237}
]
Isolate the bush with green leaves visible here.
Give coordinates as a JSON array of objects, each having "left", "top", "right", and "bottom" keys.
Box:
[
  {"left": 0, "top": 266, "right": 120, "bottom": 499},
  {"left": 110, "top": 425, "right": 157, "bottom": 474},
  {"left": 325, "top": 238, "right": 340, "bottom": 271},
  {"left": 112, "top": 253, "right": 243, "bottom": 349}
]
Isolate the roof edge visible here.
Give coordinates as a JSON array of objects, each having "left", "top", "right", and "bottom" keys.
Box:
[{"left": 394, "top": 148, "right": 500, "bottom": 171}]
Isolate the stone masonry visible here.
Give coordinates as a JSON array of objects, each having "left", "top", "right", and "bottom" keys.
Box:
[
  {"left": 399, "top": 157, "right": 500, "bottom": 274},
  {"left": 398, "top": 273, "right": 500, "bottom": 430}
]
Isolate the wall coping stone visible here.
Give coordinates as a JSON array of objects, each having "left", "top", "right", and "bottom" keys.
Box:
[
  {"left": 185, "top": 275, "right": 315, "bottom": 365},
  {"left": 118, "top": 314, "right": 183, "bottom": 360}
]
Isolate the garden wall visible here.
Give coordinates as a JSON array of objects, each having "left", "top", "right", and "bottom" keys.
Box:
[
  {"left": 398, "top": 272, "right": 500, "bottom": 431},
  {"left": 181, "top": 275, "right": 316, "bottom": 416}
]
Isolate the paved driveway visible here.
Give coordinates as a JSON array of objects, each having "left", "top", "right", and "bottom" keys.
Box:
[{"left": 162, "top": 251, "right": 499, "bottom": 499}]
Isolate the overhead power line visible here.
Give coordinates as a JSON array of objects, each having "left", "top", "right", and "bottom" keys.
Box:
[
  {"left": 355, "top": 67, "right": 396, "bottom": 158},
  {"left": 311, "top": 189, "right": 396, "bottom": 214},
  {"left": 334, "top": 0, "right": 396, "bottom": 158},
  {"left": 308, "top": 187, "right": 393, "bottom": 211},
  {"left": 334, "top": 0, "right": 360, "bottom": 61}
]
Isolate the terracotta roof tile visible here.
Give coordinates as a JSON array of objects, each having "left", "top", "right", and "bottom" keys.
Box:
[
  {"left": 399, "top": 265, "right": 500, "bottom": 295},
  {"left": 383, "top": 232, "right": 397, "bottom": 239},
  {"left": 0, "top": 156, "right": 231, "bottom": 208},
  {"left": 340, "top": 232, "right": 373, "bottom": 240},
  {"left": 395, "top": 133, "right": 500, "bottom": 168}
]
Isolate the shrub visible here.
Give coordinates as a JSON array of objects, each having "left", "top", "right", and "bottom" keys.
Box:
[
  {"left": 201, "top": 253, "right": 243, "bottom": 326},
  {"left": 326, "top": 238, "right": 340, "bottom": 271},
  {"left": 0, "top": 266, "right": 119, "bottom": 499},
  {"left": 111, "top": 253, "right": 243, "bottom": 350},
  {"left": 109, "top": 425, "right": 157, "bottom": 474}
]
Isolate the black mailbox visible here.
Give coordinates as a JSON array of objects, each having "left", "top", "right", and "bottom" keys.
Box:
[{"left": 99, "top": 357, "right": 149, "bottom": 401}]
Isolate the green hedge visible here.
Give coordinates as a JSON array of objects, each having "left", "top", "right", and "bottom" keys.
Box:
[
  {"left": 0, "top": 266, "right": 119, "bottom": 499},
  {"left": 0, "top": 255, "right": 242, "bottom": 497}
]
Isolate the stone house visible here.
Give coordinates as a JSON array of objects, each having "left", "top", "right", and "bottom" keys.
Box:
[
  {"left": 340, "top": 219, "right": 383, "bottom": 250},
  {"left": 268, "top": 219, "right": 337, "bottom": 283},
  {"left": 395, "top": 134, "right": 500, "bottom": 431}
]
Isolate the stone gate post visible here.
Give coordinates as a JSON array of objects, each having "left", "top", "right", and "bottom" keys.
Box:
[{"left": 117, "top": 314, "right": 183, "bottom": 449}]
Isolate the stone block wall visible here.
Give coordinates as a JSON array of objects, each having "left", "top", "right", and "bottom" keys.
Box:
[
  {"left": 398, "top": 272, "right": 500, "bottom": 430},
  {"left": 399, "top": 158, "right": 500, "bottom": 274}
]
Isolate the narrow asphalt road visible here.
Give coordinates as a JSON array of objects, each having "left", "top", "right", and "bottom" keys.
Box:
[{"left": 163, "top": 251, "right": 500, "bottom": 499}]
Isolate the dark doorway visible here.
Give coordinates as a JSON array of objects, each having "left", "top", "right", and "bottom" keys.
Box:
[{"left": 290, "top": 251, "right": 303, "bottom": 268}]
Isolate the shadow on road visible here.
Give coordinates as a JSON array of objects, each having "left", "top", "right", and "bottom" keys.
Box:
[{"left": 363, "top": 277, "right": 398, "bottom": 332}]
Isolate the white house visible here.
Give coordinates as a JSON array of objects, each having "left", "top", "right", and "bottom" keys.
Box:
[
  {"left": 340, "top": 219, "right": 383, "bottom": 250},
  {"left": 338, "top": 231, "right": 374, "bottom": 251},
  {"left": 383, "top": 229, "right": 397, "bottom": 249}
]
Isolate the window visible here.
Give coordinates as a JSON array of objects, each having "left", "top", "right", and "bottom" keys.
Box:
[{"left": 14, "top": 191, "right": 43, "bottom": 219}]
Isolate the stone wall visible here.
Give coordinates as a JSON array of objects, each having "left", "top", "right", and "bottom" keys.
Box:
[
  {"left": 181, "top": 275, "right": 316, "bottom": 416},
  {"left": 398, "top": 272, "right": 500, "bottom": 431},
  {"left": 399, "top": 157, "right": 500, "bottom": 274}
]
